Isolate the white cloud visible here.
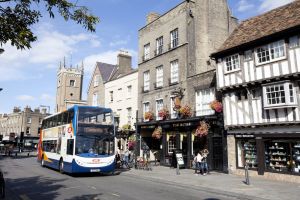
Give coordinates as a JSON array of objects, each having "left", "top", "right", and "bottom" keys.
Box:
[
  {"left": 81, "top": 49, "right": 138, "bottom": 75},
  {"left": 40, "top": 93, "right": 55, "bottom": 101},
  {"left": 109, "top": 40, "right": 128, "bottom": 47},
  {"left": 259, "top": 0, "right": 293, "bottom": 13},
  {"left": 0, "top": 22, "right": 100, "bottom": 81},
  {"left": 17, "top": 95, "right": 35, "bottom": 101},
  {"left": 237, "top": 0, "right": 255, "bottom": 12},
  {"left": 82, "top": 50, "right": 119, "bottom": 75}
]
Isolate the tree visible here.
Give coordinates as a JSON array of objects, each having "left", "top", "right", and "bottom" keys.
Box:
[{"left": 0, "top": 0, "right": 99, "bottom": 50}]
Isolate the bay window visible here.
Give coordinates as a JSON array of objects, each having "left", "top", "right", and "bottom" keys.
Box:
[{"left": 263, "top": 81, "right": 297, "bottom": 109}]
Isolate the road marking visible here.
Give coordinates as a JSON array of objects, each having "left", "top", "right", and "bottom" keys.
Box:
[
  {"left": 19, "top": 194, "right": 31, "bottom": 200},
  {"left": 111, "top": 193, "right": 120, "bottom": 197}
]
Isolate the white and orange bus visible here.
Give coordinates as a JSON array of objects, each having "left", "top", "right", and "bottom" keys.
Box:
[{"left": 37, "top": 105, "right": 116, "bottom": 174}]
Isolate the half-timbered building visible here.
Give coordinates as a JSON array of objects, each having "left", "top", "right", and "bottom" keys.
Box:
[{"left": 211, "top": 0, "right": 300, "bottom": 182}]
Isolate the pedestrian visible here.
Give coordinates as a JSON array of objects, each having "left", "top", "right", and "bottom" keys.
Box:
[
  {"left": 124, "top": 149, "right": 129, "bottom": 166},
  {"left": 201, "top": 149, "right": 209, "bottom": 175},
  {"left": 196, "top": 151, "right": 203, "bottom": 174}
]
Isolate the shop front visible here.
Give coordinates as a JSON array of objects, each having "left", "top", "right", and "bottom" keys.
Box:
[
  {"left": 137, "top": 116, "right": 226, "bottom": 172},
  {"left": 228, "top": 125, "right": 300, "bottom": 182}
]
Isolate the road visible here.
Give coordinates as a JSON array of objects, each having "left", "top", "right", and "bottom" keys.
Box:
[{"left": 1, "top": 156, "right": 247, "bottom": 200}]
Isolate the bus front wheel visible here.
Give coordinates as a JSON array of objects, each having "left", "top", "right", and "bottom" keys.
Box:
[{"left": 59, "top": 159, "right": 64, "bottom": 174}]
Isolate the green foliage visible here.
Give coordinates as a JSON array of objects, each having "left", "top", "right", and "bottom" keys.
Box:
[{"left": 0, "top": 0, "right": 99, "bottom": 50}]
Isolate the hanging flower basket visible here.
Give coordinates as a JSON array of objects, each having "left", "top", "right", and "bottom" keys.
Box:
[
  {"left": 144, "top": 111, "right": 154, "bottom": 121},
  {"left": 152, "top": 126, "right": 162, "bottom": 139},
  {"left": 173, "top": 97, "right": 181, "bottom": 110},
  {"left": 178, "top": 105, "right": 192, "bottom": 118},
  {"left": 195, "top": 121, "right": 210, "bottom": 137},
  {"left": 121, "top": 124, "right": 131, "bottom": 134},
  {"left": 158, "top": 108, "right": 169, "bottom": 120},
  {"left": 210, "top": 100, "right": 223, "bottom": 113},
  {"left": 128, "top": 140, "right": 136, "bottom": 150}
]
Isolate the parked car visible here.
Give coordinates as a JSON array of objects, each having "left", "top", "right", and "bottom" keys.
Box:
[{"left": 0, "top": 169, "right": 5, "bottom": 199}]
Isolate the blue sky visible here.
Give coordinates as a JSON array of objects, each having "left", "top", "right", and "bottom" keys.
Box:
[{"left": 0, "top": 0, "right": 294, "bottom": 114}]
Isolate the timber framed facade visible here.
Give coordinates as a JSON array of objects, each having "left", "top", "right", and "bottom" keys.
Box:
[{"left": 212, "top": 0, "right": 300, "bottom": 182}]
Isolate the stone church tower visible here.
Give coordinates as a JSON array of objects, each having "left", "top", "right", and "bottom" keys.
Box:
[{"left": 56, "top": 60, "right": 85, "bottom": 112}]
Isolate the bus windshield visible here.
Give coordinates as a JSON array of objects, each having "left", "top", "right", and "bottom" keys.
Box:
[
  {"left": 75, "top": 134, "right": 114, "bottom": 156},
  {"left": 76, "top": 107, "right": 115, "bottom": 156}
]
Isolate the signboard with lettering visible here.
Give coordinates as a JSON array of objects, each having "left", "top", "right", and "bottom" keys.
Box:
[{"left": 176, "top": 153, "right": 184, "bottom": 167}]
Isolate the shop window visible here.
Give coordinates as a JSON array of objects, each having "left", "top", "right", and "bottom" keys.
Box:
[
  {"left": 168, "top": 135, "right": 176, "bottom": 154},
  {"left": 236, "top": 140, "right": 257, "bottom": 169},
  {"left": 265, "top": 140, "right": 300, "bottom": 173}
]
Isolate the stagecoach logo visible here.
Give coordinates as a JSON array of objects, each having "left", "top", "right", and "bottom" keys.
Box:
[
  {"left": 91, "top": 159, "right": 100, "bottom": 164},
  {"left": 67, "top": 127, "right": 72, "bottom": 133}
]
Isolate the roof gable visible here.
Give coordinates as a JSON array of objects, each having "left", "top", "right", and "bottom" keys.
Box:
[
  {"left": 214, "top": 1, "right": 300, "bottom": 56},
  {"left": 96, "top": 62, "right": 117, "bottom": 82}
]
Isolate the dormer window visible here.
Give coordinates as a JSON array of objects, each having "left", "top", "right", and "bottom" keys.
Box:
[
  {"left": 225, "top": 54, "right": 240, "bottom": 73},
  {"left": 255, "top": 40, "right": 286, "bottom": 65},
  {"left": 262, "top": 81, "right": 297, "bottom": 109}
]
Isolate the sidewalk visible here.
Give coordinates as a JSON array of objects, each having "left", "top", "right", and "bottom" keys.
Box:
[{"left": 123, "top": 166, "right": 300, "bottom": 200}]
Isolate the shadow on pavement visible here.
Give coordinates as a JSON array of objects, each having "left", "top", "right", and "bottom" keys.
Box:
[
  {"left": 64, "top": 193, "right": 103, "bottom": 200},
  {"left": 6, "top": 176, "right": 66, "bottom": 200},
  {"left": 71, "top": 168, "right": 132, "bottom": 178}
]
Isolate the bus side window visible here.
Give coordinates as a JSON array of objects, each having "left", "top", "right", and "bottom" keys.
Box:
[
  {"left": 62, "top": 112, "right": 68, "bottom": 125},
  {"left": 57, "top": 114, "right": 62, "bottom": 126},
  {"left": 67, "top": 110, "right": 74, "bottom": 124},
  {"left": 67, "top": 139, "right": 74, "bottom": 155}
]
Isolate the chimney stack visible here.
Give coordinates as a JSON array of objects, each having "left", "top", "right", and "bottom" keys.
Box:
[
  {"left": 117, "top": 50, "right": 132, "bottom": 75},
  {"left": 146, "top": 12, "right": 160, "bottom": 24}
]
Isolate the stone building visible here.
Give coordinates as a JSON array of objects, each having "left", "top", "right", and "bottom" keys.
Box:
[
  {"left": 0, "top": 106, "right": 49, "bottom": 139},
  {"left": 87, "top": 60, "right": 116, "bottom": 107},
  {"left": 56, "top": 61, "right": 85, "bottom": 112},
  {"left": 212, "top": 0, "right": 300, "bottom": 182},
  {"left": 136, "top": 0, "right": 237, "bottom": 171}
]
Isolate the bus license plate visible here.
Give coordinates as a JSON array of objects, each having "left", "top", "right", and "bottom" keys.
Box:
[{"left": 90, "top": 169, "right": 100, "bottom": 172}]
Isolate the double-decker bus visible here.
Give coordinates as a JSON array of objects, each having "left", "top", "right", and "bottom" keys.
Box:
[{"left": 37, "top": 105, "right": 116, "bottom": 174}]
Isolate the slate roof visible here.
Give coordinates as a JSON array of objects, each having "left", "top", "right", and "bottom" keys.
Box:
[
  {"left": 96, "top": 62, "right": 117, "bottom": 82},
  {"left": 213, "top": 0, "right": 300, "bottom": 57},
  {"left": 108, "top": 67, "right": 137, "bottom": 81}
]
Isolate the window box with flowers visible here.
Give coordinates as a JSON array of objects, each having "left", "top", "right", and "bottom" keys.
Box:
[
  {"left": 210, "top": 100, "right": 223, "bottom": 113},
  {"left": 158, "top": 108, "right": 169, "bottom": 120},
  {"left": 178, "top": 105, "right": 192, "bottom": 118},
  {"left": 195, "top": 121, "right": 210, "bottom": 137},
  {"left": 144, "top": 111, "right": 154, "bottom": 121},
  {"left": 152, "top": 126, "right": 162, "bottom": 139}
]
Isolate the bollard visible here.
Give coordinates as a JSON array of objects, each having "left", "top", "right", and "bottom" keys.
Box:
[
  {"left": 176, "top": 163, "right": 180, "bottom": 175},
  {"left": 245, "top": 163, "right": 250, "bottom": 185}
]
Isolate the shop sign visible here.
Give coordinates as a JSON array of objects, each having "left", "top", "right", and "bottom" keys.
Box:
[
  {"left": 173, "top": 122, "right": 191, "bottom": 128},
  {"left": 235, "top": 134, "right": 254, "bottom": 138},
  {"left": 176, "top": 153, "right": 185, "bottom": 167}
]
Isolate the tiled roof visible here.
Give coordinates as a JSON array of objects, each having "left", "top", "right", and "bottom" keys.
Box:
[
  {"left": 214, "top": 0, "right": 300, "bottom": 55},
  {"left": 96, "top": 62, "right": 117, "bottom": 82}
]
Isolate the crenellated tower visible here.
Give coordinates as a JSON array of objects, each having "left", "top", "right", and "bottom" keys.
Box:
[{"left": 56, "top": 58, "right": 84, "bottom": 112}]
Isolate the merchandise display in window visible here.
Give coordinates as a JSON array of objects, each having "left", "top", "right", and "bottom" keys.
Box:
[
  {"left": 237, "top": 140, "right": 257, "bottom": 168},
  {"left": 292, "top": 143, "right": 300, "bottom": 173},
  {"left": 265, "top": 142, "right": 289, "bottom": 172}
]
